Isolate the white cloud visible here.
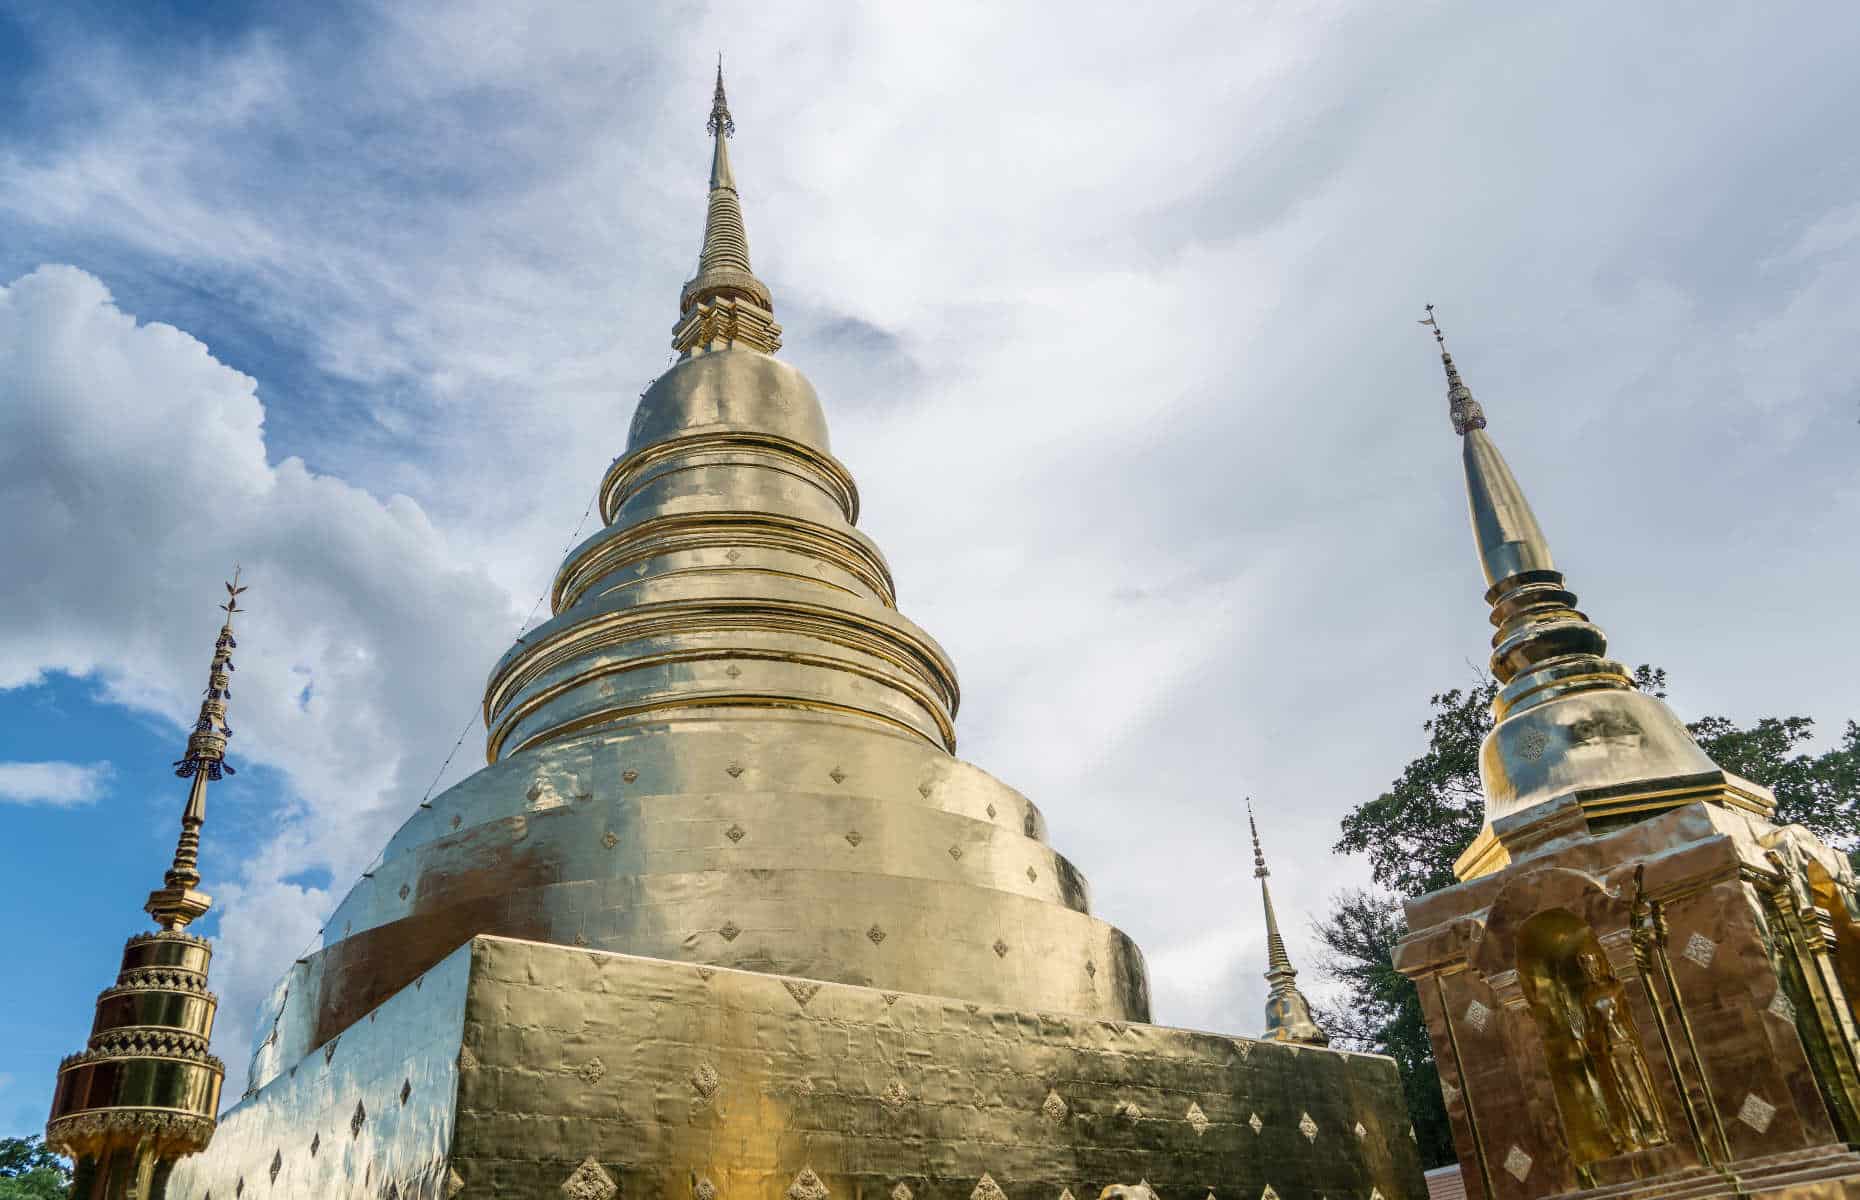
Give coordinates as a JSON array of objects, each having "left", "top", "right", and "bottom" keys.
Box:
[
  {"left": 0, "top": 265, "right": 517, "bottom": 1080},
  {"left": 0, "top": 760, "right": 113, "bottom": 807}
]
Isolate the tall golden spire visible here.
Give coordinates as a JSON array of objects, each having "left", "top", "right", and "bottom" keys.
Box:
[
  {"left": 1421, "top": 309, "right": 1771, "bottom": 881},
  {"left": 1250, "top": 804, "right": 1329, "bottom": 1047},
  {"left": 673, "top": 59, "right": 782, "bottom": 356},
  {"left": 146, "top": 568, "right": 246, "bottom": 930},
  {"left": 48, "top": 574, "right": 241, "bottom": 1195},
  {"left": 1422, "top": 306, "right": 1620, "bottom": 685}
]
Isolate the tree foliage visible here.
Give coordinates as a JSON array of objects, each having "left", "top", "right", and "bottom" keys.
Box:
[
  {"left": 0, "top": 1136, "right": 69, "bottom": 1200},
  {"left": 1318, "top": 666, "right": 1859, "bottom": 1170},
  {"left": 1314, "top": 890, "right": 1455, "bottom": 1166}
]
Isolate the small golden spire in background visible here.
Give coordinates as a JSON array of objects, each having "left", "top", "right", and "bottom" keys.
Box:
[{"left": 1250, "top": 801, "right": 1329, "bottom": 1046}]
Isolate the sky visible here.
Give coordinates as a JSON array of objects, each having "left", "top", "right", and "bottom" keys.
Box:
[{"left": 2, "top": 0, "right": 1858, "bottom": 1138}]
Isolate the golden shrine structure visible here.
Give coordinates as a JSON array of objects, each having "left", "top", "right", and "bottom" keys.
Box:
[
  {"left": 46, "top": 71, "right": 1426, "bottom": 1199},
  {"left": 1395, "top": 313, "right": 1860, "bottom": 1200}
]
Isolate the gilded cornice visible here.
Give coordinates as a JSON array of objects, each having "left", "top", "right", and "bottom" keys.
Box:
[
  {"left": 484, "top": 593, "right": 960, "bottom": 757},
  {"left": 488, "top": 591, "right": 956, "bottom": 704},
  {"left": 555, "top": 510, "right": 894, "bottom": 614},
  {"left": 598, "top": 430, "right": 860, "bottom": 525},
  {"left": 489, "top": 643, "right": 958, "bottom": 759},
  {"left": 502, "top": 692, "right": 946, "bottom": 761}
]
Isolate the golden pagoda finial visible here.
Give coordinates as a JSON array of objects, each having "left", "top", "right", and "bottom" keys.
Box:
[
  {"left": 707, "top": 54, "right": 734, "bottom": 140},
  {"left": 1248, "top": 802, "right": 1328, "bottom": 1046},
  {"left": 674, "top": 59, "right": 782, "bottom": 357},
  {"left": 145, "top": 567, "right": 246, "bottom": 931},
  {"left": 1420, "top": 304, "right": 1486, "bottom": 435}
]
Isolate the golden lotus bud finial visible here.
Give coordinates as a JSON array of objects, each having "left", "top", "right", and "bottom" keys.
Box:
[
  {"left": 1248, "top": 799, "right": 1269, "bottom": 880},
  {"left": 708, "top": 54, "right": 734, "bottom": 139},
  {"left": 1420, "top": 304, "right": 1486, "bottom": 435}
]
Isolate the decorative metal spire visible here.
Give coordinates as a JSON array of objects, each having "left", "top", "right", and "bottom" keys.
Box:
[
  {"left": 1420, "top": 306, "right": 1555, "bottom": 590},
  {"left": 1420, "top": 304, "right": 1486, "bottom": 435},
  {"left": 707, "top": 56, "right": 734, "bottom": 140},
  {"left": 1249, "top": 803, "right": 1329, "bottom": 1046},
  {"left": 47, "top": 575, "right": 240, "bottom": 1184},
  {"left": 674, "top": 58, "right": 781, "bottom": 356},
  {"left": 146, "top": 568, "right": 246, "bottom": 931}
]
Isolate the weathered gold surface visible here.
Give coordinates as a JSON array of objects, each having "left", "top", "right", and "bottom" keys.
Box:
[
  {"left": 1397, "top": 328, "right": 1860, "bottom": 1200},
  {"left": 181, "top": 936, "right": 1428, "bottom": 1200}
]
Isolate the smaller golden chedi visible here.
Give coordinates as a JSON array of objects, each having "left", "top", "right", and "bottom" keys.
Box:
[
  {"left": 1250, "top": 804, "right": 1329, "bottom": 1046},
  {"left": 46, "top": 572, "right": 246, "bottom": 1200},
  {"left": 1396, "top": 313, "right": 1860, "bottom": 1200}
]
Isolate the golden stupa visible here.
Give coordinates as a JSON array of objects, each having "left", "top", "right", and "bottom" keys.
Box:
[
  {"left": 1396, "top": 312, "right": 1860, "bottom": 1200},
  {"left": 54, "top": 71, "right": 1429, "bottom": 1200}
]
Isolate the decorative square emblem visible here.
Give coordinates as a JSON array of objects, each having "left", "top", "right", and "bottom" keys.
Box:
[
  {"left": 1186, "top": 1101, "right": 1210, "bottom": 1136},
  {"left": 1769, "top": 990, "right": 1797, "bottom": 1022},
  {"left": 1353, "top": 1121, "right": 1367, "bottom": 1139},
  {"left": 1249, "top": 1112, "right": 1264, "bottom": 1134},
  {"left": 1503, "top": 1146, "right": 1533, "bottom": 1182},
  {"left": 1299, "top": 1112, "right": 1318, "bottom": 1142},
  {"left": 1682, "top": 932, "right": 1716, "bottom": 968},
  {"left": 1440, "top": 1080, "right": 1460, "bottom": 1106},
  {"left": 1739, "top": 1093, "right": 1777, "bottom": 1133},
  {"left": 1463, "top": 999, "right": 1492, "bottom": 1033}
]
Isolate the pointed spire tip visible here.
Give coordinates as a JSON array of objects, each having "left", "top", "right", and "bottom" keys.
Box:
[
  {"left": 1420, "top": 304, "right": 1486, "bottom": 435},
  {"left": 708, "top": 56, "right": 734, "bottom": 139}
]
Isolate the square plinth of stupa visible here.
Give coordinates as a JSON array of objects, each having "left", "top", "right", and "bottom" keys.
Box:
[
  {"left": 172, "top": 935, "right": 1427, "bottom": 1200},
  {"left": 1396, "top": 797, "right": 1860, "bottom": 1200}
]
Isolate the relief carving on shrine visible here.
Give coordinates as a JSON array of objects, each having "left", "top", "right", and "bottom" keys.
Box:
[{"left": 1473, "top": 866, "right": 1672, "bottom": 1171}]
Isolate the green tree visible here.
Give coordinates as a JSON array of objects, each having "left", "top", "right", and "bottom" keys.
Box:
[
  {"left": 1314, "top": 889, "right": 1456, "bottom": 1166},
  {"left": 1318, "top": 667, "right": 1860, "bottom": 1170},
  {"left": 0, "top": 1136, "right": 70, "bottom": 1200}
]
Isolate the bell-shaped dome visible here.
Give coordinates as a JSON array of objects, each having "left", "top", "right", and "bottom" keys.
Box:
[{"left": 626, "top": 348, "right": 830, "bottom": 456}]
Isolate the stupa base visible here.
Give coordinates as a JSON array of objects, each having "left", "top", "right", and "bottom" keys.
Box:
[{"left": 173, "top": 935, "right": 1426, "bottom": 1199}]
